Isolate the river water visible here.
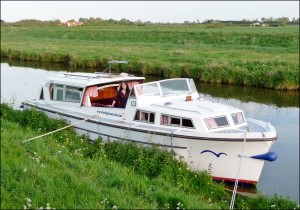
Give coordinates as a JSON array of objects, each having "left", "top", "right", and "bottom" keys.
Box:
[{"left": 1, "top": 62, "right": 299, "bottom": 203}]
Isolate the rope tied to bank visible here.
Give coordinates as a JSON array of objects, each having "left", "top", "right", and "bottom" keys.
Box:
[
  {"left": 21, "top": 115, "right": 99, "bottom": 144},
  {"left": 229, "top": 131, "right": 248, "bottom": 210}
]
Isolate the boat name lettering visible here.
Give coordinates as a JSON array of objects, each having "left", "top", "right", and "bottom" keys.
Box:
[{"left": 97, "top": 110, "right": 122, "bottom": 117}]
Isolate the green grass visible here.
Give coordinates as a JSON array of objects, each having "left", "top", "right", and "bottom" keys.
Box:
[
  {"left": 1, "top": 25, "right": 299, "bottom": 90},
  {"left": 1, "top": 103, "right": 299, "bottom": 209}
]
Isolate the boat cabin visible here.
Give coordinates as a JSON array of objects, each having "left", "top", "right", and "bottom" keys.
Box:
[
  {"left": 37, "top": 72, "right": 248, "bottom": 133},
  {"left": 38, "top": 72, "right": 144, "bottom": 108}
]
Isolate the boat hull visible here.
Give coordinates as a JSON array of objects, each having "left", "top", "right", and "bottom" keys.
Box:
[{"left": 24, "top": 102, "right": 276, "bottom": 184}]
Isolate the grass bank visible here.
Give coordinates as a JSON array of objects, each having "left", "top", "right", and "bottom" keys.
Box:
[
  {"left": 1, "top": 25, "right": 299, "bottom": 90},
  {"left": 1, "top": 103, "right": 299, "bottom": 209}
]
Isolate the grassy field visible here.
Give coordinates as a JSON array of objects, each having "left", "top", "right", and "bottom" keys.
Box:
[
  {"left": 1, "top": 24, "right": 299, "bottom": 90},
  {"left": 1, "top": 103, "right": 299, "bottom": 209}
]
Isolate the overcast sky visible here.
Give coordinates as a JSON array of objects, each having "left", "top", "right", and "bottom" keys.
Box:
[{"left": 1, "top": 1, "right": 299, "bottom": 23}]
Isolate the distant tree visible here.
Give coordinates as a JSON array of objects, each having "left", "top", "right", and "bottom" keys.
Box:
[
  {"left": 184, "top": 20, "right": 192, "bottom": 25},
  {"left": 67, "top": 19, "right": 76, "bottom": 22},
  {"left": 96, "top": 17, "right": 103, "bottom": 24},
  {"left": 120, "top": 18, "right": 130, "bottom": 25},
  {"left": 136, "top": 19, "right": 145, "bottom": 26},
  {"left": 105, "top": 18, "right": 117, "bottom": 24},
  {"left": 52, "top": 19, "right": 61, "bottom": 25},
  {"left": 88, "top": 17, "right": 96, "bottom": 24},
  {"left": 277, "top": 17, "right": 289, "bottom": 26},
  {"left": 0, "top": 19, "right": 4, "bottom": 24},
  {"left": 79, "top": 17, "right": 88, "bottom": 23},
  {"left": 15, "top": 19, "right": 43, "bottom": 26}
]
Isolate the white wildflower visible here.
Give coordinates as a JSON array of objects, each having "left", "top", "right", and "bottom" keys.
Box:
[
  {"left": 101, "top": 198, "right": 108, "bottom": 204},
  {"left": 45, "top": 203, "right": 53, "bottom": 210}
]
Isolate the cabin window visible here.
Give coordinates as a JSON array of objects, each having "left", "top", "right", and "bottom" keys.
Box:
[
  {"left": 39, "top": 89, "right": 44, "bottom": 100},
  {"left": 231, "top": 112, "right": 245, "bottom": 125},
  {"left": 49, "top": 84, "right": 53, "bottom": 99},
  {"left": 134, "top": 110, "right": 155, "bottom": 123},
  {"left": 65, "top": 86, "right": 82, "bottom": 103},
  {"left": 161, "top": 115, "right": 169, "bottom": 125},
  {"left": 54, "top": 85, "right": 64, "bottom": 101},
  {"left": 182, "top": 118, "right": 194, "bottom": 128},
  {"left": 149, "top": 113, "right": 155, "bottom": 123},
  {"left": 204, "top": 116, "right": 229, "bottom": 130},
  {"left": 142, "top": 112, "right": 149, "bottom": 122},
  {"left": 134, "top": 111, "right": 140, "bottom": 120},
  {"left": 51, "top": 84, "right": 83, "bottom": 103},
  {"left": 170, "top": 117, "right": 180, "bottom": 126},
  {"left": 161, "top": 114, "right": 194, "bottom": 128}
]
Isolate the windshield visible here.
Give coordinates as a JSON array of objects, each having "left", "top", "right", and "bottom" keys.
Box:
[
  {"left": 135, "top": 78, "right": 198, "bottom": 97},
  {"left": 160, "top": 79, "right": 190, "bottom": 95}
]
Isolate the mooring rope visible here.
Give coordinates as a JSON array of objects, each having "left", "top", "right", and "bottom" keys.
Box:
[
  {"left": 229, "top": 131, "right": 248, "bottom": 210},
  {"left": 21, "top": 115, "right": 99, "bottom": 144}
]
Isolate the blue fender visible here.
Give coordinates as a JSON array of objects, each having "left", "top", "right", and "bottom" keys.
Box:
[{"left": 251, "top": 151, "right": 277, "bottom": 161}]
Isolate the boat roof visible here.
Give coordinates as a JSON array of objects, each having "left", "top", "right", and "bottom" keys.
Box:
[
  {"left": 45, "top": 72, "right": 145, "bottom": 87},
  {"left": 145, "top": 96, "right": 238, "bottom": 117}
]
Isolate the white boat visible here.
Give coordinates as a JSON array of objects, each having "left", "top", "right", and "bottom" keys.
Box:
[{"left": 23, "top": 60, "right": 277, "bottom": 184}]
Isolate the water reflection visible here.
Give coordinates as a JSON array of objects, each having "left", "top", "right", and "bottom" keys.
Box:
[
  {"left": 2, "top": 58, "right": 299, "bottom": 108},
  {"left": 1, "top": 57, "right": 91, "bottom": 72},
  {"left": 197, "top": 83, "right": 299, "bottom": 108}
]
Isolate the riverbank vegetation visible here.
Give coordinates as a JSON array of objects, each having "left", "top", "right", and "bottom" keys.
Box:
[
  {"left": 1, "top": 24, "right": 299, "bottom": 90},
  {"left": 1, "top": 103, "right": 299, "bottom": 209}
]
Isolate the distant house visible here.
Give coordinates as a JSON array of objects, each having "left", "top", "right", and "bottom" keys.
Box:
[
  {"left": 250, "top": 22, "right": 261, "bottom": 27},
  {"left": 261, "top": 23, "right": 269, "bottom": 27},
  {"left": 62, "top": 21, "right": 83, "bottom": 27}
]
